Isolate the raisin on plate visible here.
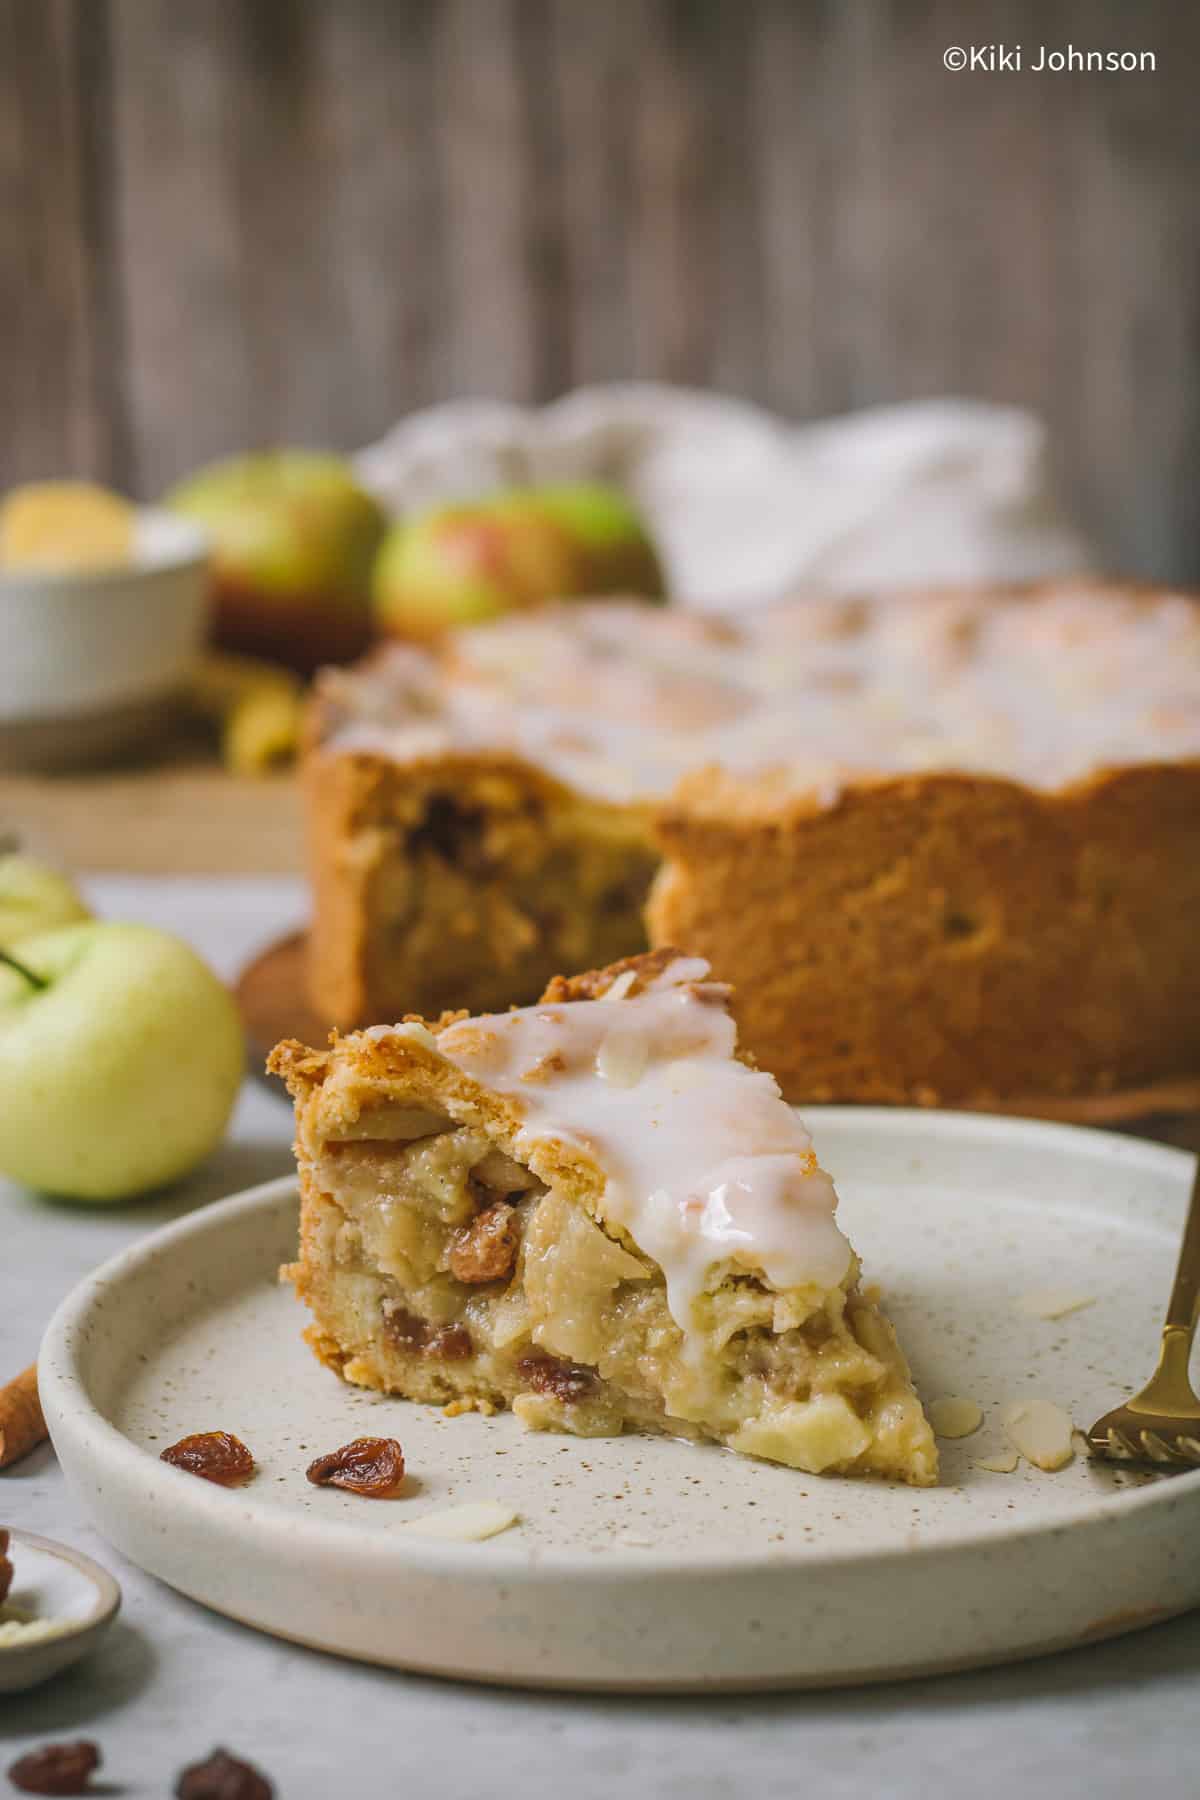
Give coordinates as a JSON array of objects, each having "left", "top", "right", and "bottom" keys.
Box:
[
  {"left": 159, "top": 1432, "right": 256, "bottom": 1487},
  {"left": 305, "top": 1436, "right": 406, "bottom": 1497}
]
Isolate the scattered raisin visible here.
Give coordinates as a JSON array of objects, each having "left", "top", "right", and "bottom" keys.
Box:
[
  {"left": 305, "top": 1436, "right": 406, "bottom": 1497},
  {"left": 160, "top": 1431, "right": 256, "bottom": 1487},
  {"left": 175, "top": 1746, "right": 274, "bottom": 1800},
  {"left": 410, "top": 794, "right": 487, "bottom": 868},
  {"left": 7, "top": 1741, "right": 100, "bottom": 1795},
  {"left": 381, "top": 1302, "right": 430, "bottom": 1352},
  {"left": 0, "top": 1528, "right": 12, "bottom": 1605},
  {"left": 381, "top": 1303, "right": 472, "bottom": 1361},
  {"left": 450, "top": 1200, "right": 520, "bottom": 1284},
  {"left": 517, "top": 1352, "right": 599, "bottom": 1402},
  {"left": 426, "top": 1322, "right": 473, "bottom": 1361}
]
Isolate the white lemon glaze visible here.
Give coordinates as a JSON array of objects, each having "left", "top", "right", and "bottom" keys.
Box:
[
  {"left": 323, "top": 588, "right": 1200, "bottom": 805},
  {"left": 430, "top": 957, "right": 852, "bottom": 1333}
]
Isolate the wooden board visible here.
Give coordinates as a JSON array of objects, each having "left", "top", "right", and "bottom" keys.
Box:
[
  {"left": 236, "top": 930, "right": 1200, "bottom": 1149},
  {"left": 0, "top": 756, "right": 303, "bottom": 875},
  {"left": 236, "top": 931, "right": 325, "bottom": 1082}
]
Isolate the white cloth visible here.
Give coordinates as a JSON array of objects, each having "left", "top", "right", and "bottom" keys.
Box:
[{"left": 355, "top": 385, "right": 1094, "bottom": 607}]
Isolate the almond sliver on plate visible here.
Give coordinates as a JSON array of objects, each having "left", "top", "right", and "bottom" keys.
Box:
[
  {"left": 1003, "top": 1399, "right": 1076, "bottom": 1470},
  {"left": 397, "top": 1501, "right": 519, "bottom": 1542}
]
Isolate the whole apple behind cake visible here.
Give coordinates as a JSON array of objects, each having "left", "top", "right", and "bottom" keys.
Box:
[
  {"left": 269, "top": 951, "right": 938, "bottom": 1484},
  {"left": 303, "top": 584, "right": 1200, "bottom": 1108}
]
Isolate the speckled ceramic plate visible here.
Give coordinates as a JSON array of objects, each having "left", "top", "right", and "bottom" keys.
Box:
[{"left": 38, "top": 1110, "right": 1200, "bottom": 1692}]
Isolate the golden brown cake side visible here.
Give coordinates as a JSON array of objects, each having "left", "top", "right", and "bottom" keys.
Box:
[
  {"left": 269, "top": 951, "right": 938, "bottom": 1484},
  {"left": 304, "top": 732, "right": 657, "bottom": 1028},
  {"left": 647, "top": 761, "right": 1200, "bottom": 1106},
  {"left": 301, "top": 585, "right": 1200, "bottom": 1103}
]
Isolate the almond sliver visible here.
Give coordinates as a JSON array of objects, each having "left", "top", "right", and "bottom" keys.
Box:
[
  {"left": 1015, "top": 1289, "right": 1096, "bottom": 1320},
  {"left": 397, "top": 1501, "right": 518, "bottom": 1542},
  {"left": 928, "top": 1396, "right": 983, "bottom": 1439},
  {"left": 1003, "top": 1398, "right": 1076, "bottom": 1470},
  {"left": 596, "top": 1029, "right": 649, "bottom": 1088},
  {"left": 973, "top": 1448, "right": 1019, "bottom": 1474}
]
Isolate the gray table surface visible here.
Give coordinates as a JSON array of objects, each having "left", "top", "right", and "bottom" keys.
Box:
[{"left": 3, "top": 875, "right": 1199, "bottom": 1798}]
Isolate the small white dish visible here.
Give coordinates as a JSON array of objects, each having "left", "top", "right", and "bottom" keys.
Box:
[
  {"left": 37, "top": 1111, "right": 1200, "bottom": 1692},
  {"left": 0, "top": 1530, "right": 121, "bottom": 1693},
  {"left": 0, "top": 508, "right": 208, "bottom": 769}
]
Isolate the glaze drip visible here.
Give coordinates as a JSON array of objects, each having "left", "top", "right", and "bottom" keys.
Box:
[{"left": 433, "top": 957, "right": 852, "bottom": 1333}]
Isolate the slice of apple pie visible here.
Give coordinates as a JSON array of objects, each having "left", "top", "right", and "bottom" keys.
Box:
[{"left": 269, "top": 950, "right": 937, "bottom": 1483}]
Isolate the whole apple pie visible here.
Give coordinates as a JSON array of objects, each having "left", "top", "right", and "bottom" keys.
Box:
[
  {"left": 269, "top": 950, "right": 938, "bottom": 1484},
  {"left": 303, "top": 583, "right": 1200, "bottom": 1108}
]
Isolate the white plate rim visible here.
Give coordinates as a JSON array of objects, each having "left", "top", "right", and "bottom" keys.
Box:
[{"left": 38, "top": 1107, "right": 1200, "bottom": 1585}]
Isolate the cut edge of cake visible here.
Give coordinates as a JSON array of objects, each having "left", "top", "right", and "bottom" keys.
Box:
[
  {"left": 301, "top": 589, "right": 1200, "bottom": 1107},
  {"left": 301, "top": 734, "right": 658, "bottom": 1028}
]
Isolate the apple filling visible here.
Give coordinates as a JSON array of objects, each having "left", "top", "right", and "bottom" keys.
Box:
[
  {"left": 274, "top": 951, "right": 937, "bottom": 1481},
  {"left": 354, "top": 779, "right": 658, "bottom": 1024},
  {"left": 298, "top": 1106, "right": 923, "bottom": 1466}
]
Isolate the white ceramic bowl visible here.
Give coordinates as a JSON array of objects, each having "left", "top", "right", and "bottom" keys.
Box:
[
  {"left": 0, "top": 1530, "right": 121, "bottom": 1693},
  {"left": 0, "top": 508, "right": 209, "bottom": 769}
]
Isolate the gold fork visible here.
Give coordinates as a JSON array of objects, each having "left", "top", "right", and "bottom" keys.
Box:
[{"left": 1087, "top": 1153, "right": 1200, "bottom": 1468}]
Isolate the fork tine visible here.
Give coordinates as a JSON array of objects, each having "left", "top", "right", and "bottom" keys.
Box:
[
  {"left": 1090, "top": 1155, "right": 1200, "bottom": 1471},
  {"left": 1088, "top": 1422, "right": 1200, "bottom": 1466}
]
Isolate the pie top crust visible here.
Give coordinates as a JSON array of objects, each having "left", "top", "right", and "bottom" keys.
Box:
[
  {"left": 312, "top": 583, "right": 1200, "bottom": 807},
  {"left": 272, "top": 948, "right": 854, "bottom": 1339}
]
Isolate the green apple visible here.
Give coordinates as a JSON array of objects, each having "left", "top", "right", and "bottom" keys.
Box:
[
  {"left": 0, "top": 923, "right": 245, "bottom": 1200},
  {"left": 509, "top": 483, "right": 666, "bottom": 599},
  {"left": 166, "top": 451, "right": 386, "bottom": 673},
  {"left": 372, "top": 500, "right": 578, "bottom": 639},
  {"left": 0, "top": 853, "right": 91, "bottom": 948}
]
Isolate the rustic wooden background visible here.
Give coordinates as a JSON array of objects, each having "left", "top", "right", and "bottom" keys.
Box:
[{"left": 3, "top": 0, "right": 1198, "bottom": 579}]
